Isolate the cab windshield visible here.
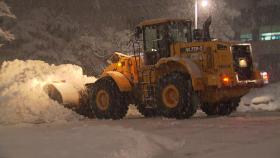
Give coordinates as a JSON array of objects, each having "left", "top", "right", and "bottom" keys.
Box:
[
  {"left": 143, "top": 21, "right": 192, "bottom": 52},
  {"left": 169, "top": 21, "right": 192, "bottom": 43}
]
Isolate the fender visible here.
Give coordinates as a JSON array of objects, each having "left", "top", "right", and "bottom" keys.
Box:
[
  {"left": 155, "top": 57, "right": 204, "bottom": 90},
  {"left": 101, "top": 71, "right": 132, "bottom": 92}
]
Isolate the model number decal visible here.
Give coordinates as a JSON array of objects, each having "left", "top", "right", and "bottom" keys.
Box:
[{"left": 180, "top": 46, "right": 203, "bottom": 53}]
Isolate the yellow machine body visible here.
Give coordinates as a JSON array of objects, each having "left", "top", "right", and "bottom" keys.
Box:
[
  {"left": 87, "top": 18, "right": 265, "bottom": 120},
  {"left": 44, "top": 18, "right": 266, "bottom": 120},
  {"left": 101, "top": 40, "right": 263, "bottom": 104}
]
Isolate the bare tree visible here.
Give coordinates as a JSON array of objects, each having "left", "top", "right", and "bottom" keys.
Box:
[{"left": 0, "top": 0, "right": 16, "bottom": 44}]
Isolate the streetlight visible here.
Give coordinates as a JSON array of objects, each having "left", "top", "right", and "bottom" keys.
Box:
[
  {"left": 201, "top": 0, "right": 209, "bottom": 8},
  {"left": 195, "top": 0, "right": 209, "bottom": 29}
]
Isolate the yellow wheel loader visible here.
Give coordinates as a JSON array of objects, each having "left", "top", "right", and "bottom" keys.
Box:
[{"left": 79, "top": 17, "right": 265, "bottom": 119}]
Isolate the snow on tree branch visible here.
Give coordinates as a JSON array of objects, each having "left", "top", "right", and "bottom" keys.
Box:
[{"left": 0, "top": 0, "right": 16, "bottom": 43}]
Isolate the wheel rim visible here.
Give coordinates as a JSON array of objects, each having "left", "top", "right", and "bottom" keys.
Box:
[
  {"left": 162, "top": 85, "right": 180, "bottom": 108},
  {"left": 96, "top": 90, "right": 110, "bottom": 111}
]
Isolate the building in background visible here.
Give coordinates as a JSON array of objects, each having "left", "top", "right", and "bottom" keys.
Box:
[{"left": 233, "top": 1, "right": 280, "bottom": 82}]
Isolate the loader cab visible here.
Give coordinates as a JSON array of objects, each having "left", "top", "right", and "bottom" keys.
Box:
[{"left": 135, "top": 19, "right": 192, "bottom": 65}]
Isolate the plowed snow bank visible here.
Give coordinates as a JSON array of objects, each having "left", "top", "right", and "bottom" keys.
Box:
[
  {"left": 238, "top": 83, "right": 280, "bottom": 112},
  {"left": 0, "top": 60, "right": 95, "bottom": 125}
]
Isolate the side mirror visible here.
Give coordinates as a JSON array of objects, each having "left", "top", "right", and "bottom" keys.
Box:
[{"left": 135, "top": 26, "right": 142, "bottom": 39}]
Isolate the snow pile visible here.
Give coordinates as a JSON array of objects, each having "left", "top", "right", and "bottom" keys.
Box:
[
  {"left": 126, "top": 105, "right": 142, "bottom": 118},
  {"left": 238, "top": 83, "right": 280, "bottom": 112},
  {"left": 0, "top": 60, "right": 95, "bottom": 125}
]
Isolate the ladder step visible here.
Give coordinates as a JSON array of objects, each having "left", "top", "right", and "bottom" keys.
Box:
[
  {"left": 141, "top": 82, "right": 150, "bottom": 84},
  {"left": 143, "top": 97, "right": 154, "bottom": 101},
  {"left": 142, "top": 73, "right": 150, "bottom": 75},
  {"left": 140, "top": 82, "right": 155, "bottom": 85}
]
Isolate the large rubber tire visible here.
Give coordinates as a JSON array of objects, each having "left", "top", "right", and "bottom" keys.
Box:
[
  {"left": 201, "top": 103, "right": 219, "bottom": 116},
  {"left": 75, "top": 90, "right": 95, "bottom": 118},
  {"left": 89, "top": 77, "right": 128, "bottom": 120},
  {"left": 136, "top": 103, "right": 159, "bottom": 118},
  {"left": 202, "top": 99, "right": 240, "bottom": 116},
  {"left": 231, "top": 98, "right": 241, "bottom": 111},
  {"left": 156, "top": 72, "right": 197, "bottom": 119},
  {"left": 217, "top": 102, "right": 234, "bottom": 116}
]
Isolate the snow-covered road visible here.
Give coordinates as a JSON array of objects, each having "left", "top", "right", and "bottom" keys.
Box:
[
  {"left": 1, "top": 60, "right": 280, "bottom": 158},
  {"left": 1, "top": 112, "right": 280, "bottom": 158}
]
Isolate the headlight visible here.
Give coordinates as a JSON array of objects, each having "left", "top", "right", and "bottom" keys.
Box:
[
  {"left": 117, "top": 62, "right": 122, "bottom": 67},
  {"left": 239, "top": 58, "right": 248, "bottom": 68},
  {"left": 260, "top": 72, "right": 269, "bottom": 84}
]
